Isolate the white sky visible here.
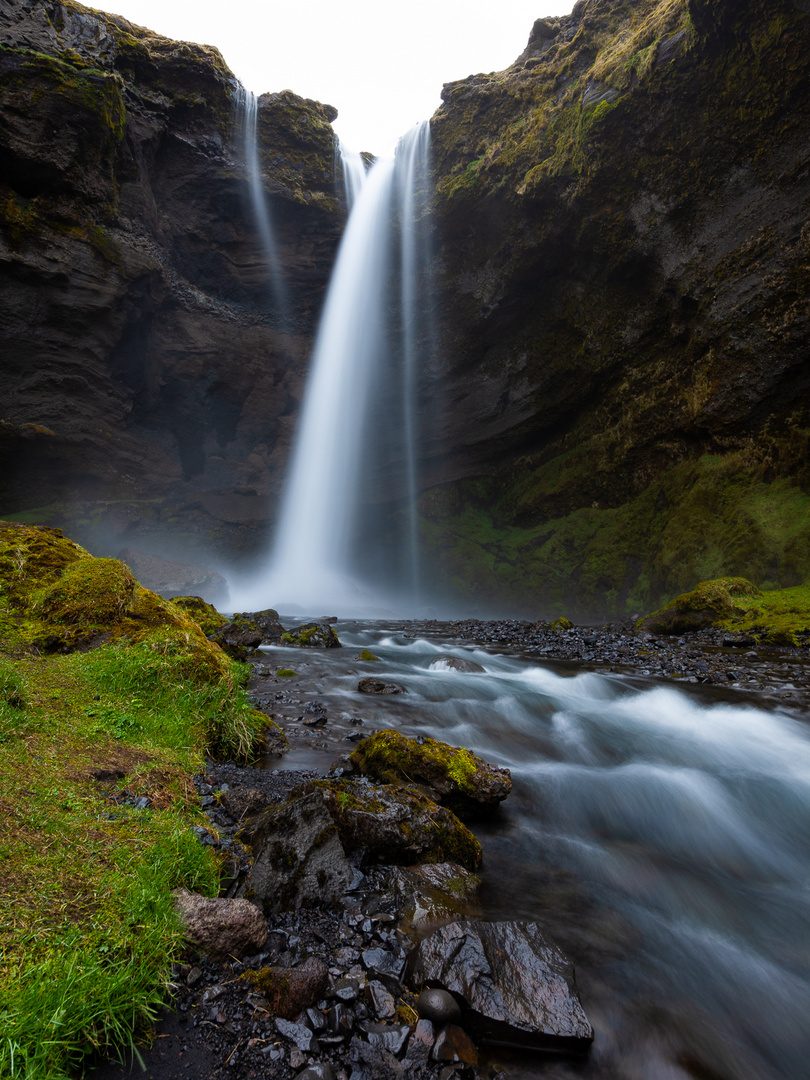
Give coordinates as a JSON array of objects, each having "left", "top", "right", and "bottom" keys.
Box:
[{"left": 96, "top": 1, "right": 569, "bottom": 155}]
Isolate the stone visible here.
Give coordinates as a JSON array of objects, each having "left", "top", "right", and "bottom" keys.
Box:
[
  {"left": 331, "top": 976, "right": 361, "bottom": 1002},
  {"left": 360, "top": 1021, "right": 411, "bottom": 1056},
  {"left": 246, "top": 956, "right": 329, "bottom": 1020},
  {"left": 416, "top": 988, "right": 462, "bottom": 1026},
  {"left": 403, "top": 1019, "right": 435, "bottom": 1071},
  {"left": 235, "top": 791, "right": 354, "bottom": 913},
  {"left": 365, "top": 980, "right": 396, "bottom": 1020},
  {"left": 432, "top": 1024, "right": 478, "bottom": 1066},
  {"left": 307, "top": 779, "right": 483, "bottom": 870},
  {"left": 282, "top": 622, "right": 342, "bottom": 648},
  {"left": 429, "top": 655, "right": 484, "bottom": 673},
  {"left": 409, "top": 920, "right": 593, "bottom": 1051},
  {"left": 354, "top": 649, "right": 381, "bottom": 661},
  {"left": 385, "top": 862, "right": 482, "bottom": 933},
  {"left": 361, "top": 947, "right": 406, "bottom": 994},
  {"left": 276, "top": 1017, "right": 320, "bottom": 1052},
  {"left": 349, "top": 729, "right": 511, "bottom": 818},
  {"left": 296, "top": 1065, "right": 336, "bottom": 1080},
  {"left": 348, "top": 1036, "right": 404, "bottom": 1080},
  {"left": 220, "top": 786, "right": 273, "bottom": 823},
  {"left": 358, "top": 677, "right": 405, "bottom": 695},
  {"left": 172, "top": 889, "right": 267, "bottom": 960}
]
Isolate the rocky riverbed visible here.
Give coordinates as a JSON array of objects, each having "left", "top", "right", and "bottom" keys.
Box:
[{"left": 91, "top": 615, "right": 810, "bottom": 1080}]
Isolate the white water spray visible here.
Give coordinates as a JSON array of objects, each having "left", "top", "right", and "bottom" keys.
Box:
[{"left": 234, "top": 123, "right": 434, "bottom": 613}]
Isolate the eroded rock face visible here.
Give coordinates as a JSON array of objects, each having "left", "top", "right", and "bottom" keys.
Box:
[
  {"left": 172, "top": 889, "right": 267, "bottom": 960},
  {"left": 0, "top": 0, "right": 342, "bottom": 562},
  {"left": 410, "top": 920, "right": 593, "bottom": 1052}
]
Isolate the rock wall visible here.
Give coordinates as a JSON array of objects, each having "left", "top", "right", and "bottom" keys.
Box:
[
  {"left": 420, "top": 0, "right": 810, "bottom": 617},
  {"left": 0, "top": 0, "right": 341, "bottom": 563}
]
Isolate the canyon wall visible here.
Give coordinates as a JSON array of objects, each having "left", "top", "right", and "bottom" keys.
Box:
[
  {"left": 421, "top": 0, "right": 810, "bottom": 616},
  {"left": 0, "top": 0, "right": 341, "bottom": 563}
]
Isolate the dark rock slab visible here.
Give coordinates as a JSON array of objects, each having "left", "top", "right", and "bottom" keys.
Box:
[
  {"left": 360, "top": 1020, "right": 411, "bottom": 1056},
  {"left": 410, "top": 920, "right": 593, "bottom": 1052},
  {"left": 236, "top": 791, "right": 354, "bottom": 913},
  {"left": 386, "top": 862, "right": 482, "bottom": 934},
  {"left": 276, "top": 1016, "right": 320, "bottom": 1052}
]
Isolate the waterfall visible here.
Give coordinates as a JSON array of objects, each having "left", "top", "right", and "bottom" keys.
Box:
[
  {"left": 234, "top": 86, "right": 288, "bottom": 324},
  {"left": 239, "top": 123, "right": 434, "bottom": 614}
]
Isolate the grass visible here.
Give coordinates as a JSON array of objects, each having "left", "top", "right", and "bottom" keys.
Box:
[{"left": 0, "top": 522, "right": 267, "bottom": 1077}]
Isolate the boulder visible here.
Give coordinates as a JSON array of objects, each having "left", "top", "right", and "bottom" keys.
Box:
[
  {"left": 307, "top": 779, "right": 482, "bottom": 871},
  {"left": 385, "top": 862, "right": 482, "bottom": 934},
  {"left": 349, "top": 730, "right": 511, "bottom": 818},
  {"left": 357, "top": 677, "right": 406, "bottom": 695},
  {"left": 639, "top": 578, "right": 763, "bottom": 635},
  {"left": 409, "top": 920, "right": 593, "bottom": 1052},
  {"left": 235, "top": 791, "right": 354, "bottom": 913},
  {"left": 172, "top": 889, "right": 267, "bottom": 960},
  {"left": 429, "top": 655, "right": 484, "bottom": 673},
  {"left": 281, "top": 622, "right": 342, "bottom": 647},
  {"left": 211, "top": 609, "right": 287, "bottom": 658},
  {"left": 244, "top": 955, "right": 328, "bottom": 1020}
]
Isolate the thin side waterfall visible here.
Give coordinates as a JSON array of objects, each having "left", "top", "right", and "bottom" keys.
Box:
[
  {"left": 239, "top": 123, "right": 434, "bottom": 613},
  {"left": 234, "top": 86, "right": 288, "bottom": 323}
]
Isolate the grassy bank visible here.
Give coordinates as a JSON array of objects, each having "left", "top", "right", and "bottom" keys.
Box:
[{"left": 0, "top": 521, "right": 263, "bottom": 1078}]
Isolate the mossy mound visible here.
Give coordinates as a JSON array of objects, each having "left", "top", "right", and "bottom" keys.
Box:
[
  {"left": 171, "top": 596, "right": 229, "bottom": 637},
  {"left": 350, "top": 730, "right": 511, "bottom": 819},
  {"left": 308, "top": 779, "right": 483, "bottom": 871},
  {"left": 639, "top": 578, "right": 763, "bottom": 635},
  {"left": 34, "top": 557, "right": 137, "bottom": 625},
  {"left": 355, "top": 649, "right": 381, "bottom": 662}
]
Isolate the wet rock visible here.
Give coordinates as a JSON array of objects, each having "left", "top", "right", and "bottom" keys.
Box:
[
  {"left": 307, "top": 779, "right": 483, "bottom": 870},
  {"left": 355, "top": 649, "right": 381, "bottom": 661},
  {"left": 362, "top": 946, "right": 406, "bottom": 993},
  {"left": 245, "top": 956, "right": 329, "bottom": 1020},
  {"left": 360, "top": 1020, "right": 411, "bottom": 1055},
  {"left": 331, "top": 976, "right": 361, "bottom": 1002},
  {"left": 276, "top": 1016, "right": 320, "bottom": 1052},
  {"left": 386, "top": 862, "right": 482, "bottom": 933},
  {"left": 236, "top": 791, "right": 354, "bottom": 913},
  {"left": 365, "top": 980, "right": 396, "bottom": 1019},
  {"left": 417, "top": 988, "right": 462, "bottom": 1026},
  {"left": 403, "top": 1018, "right": 435, "bottom": 1071},
  {"left": 358, "top": 677, "right": 406, "bottom": 695},
  {"left": 326, "top": 1001, "right": 354, "bottom": 1037},
  {"left": 172, "top": 890, "right": 267, "bottom": 960},
  {"left": 350, "top": 730, "right": 511, "bottom": 818},
  {"left": 410, "top": 920, "right": 593, "bottom": 1051},
  {"left": 348, "top": 1036, "right": 405, "bottom": 1080},
  {"left": 429, "top": 655, "right": 484, "bottom": 673},
  {"left": 432, "top": 1024, "right": 478, "bottom": 1066},
  {"left": 296, "top": 1064, "right": 336, "bottom": 1080},
  {"left": 282, "top": 622, "right": 342, "bottom": 648}
]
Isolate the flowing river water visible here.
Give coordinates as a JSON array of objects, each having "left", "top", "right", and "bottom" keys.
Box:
[{"left": 257, "top": 620, "right": 810, "bottom": 1080}]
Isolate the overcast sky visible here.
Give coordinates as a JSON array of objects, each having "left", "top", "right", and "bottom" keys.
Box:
[{"left": 97, "top": 1, "right": 569, "bottom": 155}]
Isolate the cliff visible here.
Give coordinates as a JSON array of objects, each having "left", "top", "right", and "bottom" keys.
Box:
[
  {"left": 420, "top": 0, "right": 810, "bottom": 617},
  {"left": 0, "top": 0, "right": 341, "bottom": 562}
]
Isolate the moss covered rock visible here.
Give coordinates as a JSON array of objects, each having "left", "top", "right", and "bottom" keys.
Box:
[
  {"left": 350, "top": 730, "right": 511, "bottom": 819},
  {"left": 307, "top": 778, "right": 483, "bottom": 871},
  {"left": 639, "top": 577, "right": 763, "bottom": 635},
  {"left": 171, "top": 596, "right": 229, "bottom": 637},
  {"left": 280, "top": 622, "right": 341, "bottom": 648}
]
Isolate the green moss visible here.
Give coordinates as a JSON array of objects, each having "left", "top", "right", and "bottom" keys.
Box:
[
  {"left": 355, "top": 649, "right": 380, "bottom": 662},
  {"left": 638, "top": 577, "right": 762, "bottom": 634},
  {"left": 170, "top": 596, "right": 229, "bottom": 637}
]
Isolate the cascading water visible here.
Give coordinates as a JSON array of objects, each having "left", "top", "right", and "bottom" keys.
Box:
[
  {"left": 234, "top": 86, "right": 289, "bottom": 324},
  {"left": 239, "top": 123, "right": 434, "bottom": 613}
]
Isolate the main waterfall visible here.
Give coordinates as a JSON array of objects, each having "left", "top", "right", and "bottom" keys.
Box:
[{"left": 242, "top": 123, "right": 434, "bottom": 614}]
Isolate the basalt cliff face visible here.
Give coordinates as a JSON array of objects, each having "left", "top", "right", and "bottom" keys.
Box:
[
  {"left": 0, "top": 0, "right": 340, "bottom": 562},
  {"left": 421, "top": 0, "right": 810, "bottom": 617}
]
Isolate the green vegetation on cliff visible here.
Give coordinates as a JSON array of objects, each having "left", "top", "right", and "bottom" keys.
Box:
[{"left": 0, "top": 522, "right": 266, "bottom": 1077}]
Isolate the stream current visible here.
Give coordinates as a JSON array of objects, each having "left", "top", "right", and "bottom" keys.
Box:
[{"left": 259, "top": 620, "right": 810, "bottom": 1080}]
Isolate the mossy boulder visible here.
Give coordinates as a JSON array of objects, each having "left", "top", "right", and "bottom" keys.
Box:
[
  {"left": 350, "top": 730, "right": 511, "bottom": 820},
  {"left": 355, "top": 649, "right": 381, "bottom": 662},
  {"left": 280, "top": 622, "right": 341, "bottom": 648},
  {"left": 639, "top": 577, "right": 763, "bottom": 635},
  {"left": 306, "top": 778, "right": 483, "bottom": 871},
  {"left": 0, "top": 521, "right": 233, "bottom": 686}
]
